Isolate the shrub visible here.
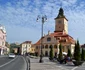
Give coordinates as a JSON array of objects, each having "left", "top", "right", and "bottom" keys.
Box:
[
  {"left": 58, "top": 44, "right": 63, "bottom": 61},
  {"left": 49, "top": 45, "right": 53, "bottom": 60},
  {"left": 81, "top": 48, "right": 85, "bottom": 61},
  {"left": 67, "top": 48, "right": 72, "bottom": 58},
  {"left": 74, "top": 40, "right": 81, "bottom": 61}
]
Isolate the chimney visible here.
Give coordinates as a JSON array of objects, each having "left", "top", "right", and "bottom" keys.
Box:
[
  {"left": 44, "top": 34, "right": 45, "bottom": 36},
  {"left": 48, "top": 30, "right": 50, "bottom": 35}
]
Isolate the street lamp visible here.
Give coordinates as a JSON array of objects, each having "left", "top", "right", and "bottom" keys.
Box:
[{"left": 37, "top": 15, "right": 47, "bottom": 63}]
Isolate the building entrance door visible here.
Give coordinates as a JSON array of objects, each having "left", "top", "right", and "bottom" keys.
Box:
[{"left": 45, "top": 51, "right": 48, "bottom": 56}]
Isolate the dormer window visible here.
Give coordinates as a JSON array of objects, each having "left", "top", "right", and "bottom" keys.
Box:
[
  {"left": 60, "top": 39, "right": 67, "bottom": 42},
  {"left": 47, "top": 37, "right": 51, "bottom": 42},
  {"left": 56, "top": 37, "right": 61, "bottom": 40}
]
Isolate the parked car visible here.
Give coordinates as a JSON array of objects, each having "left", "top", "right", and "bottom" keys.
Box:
[{"left": 8, "top": 53, "right": 15, "bottom": 58}]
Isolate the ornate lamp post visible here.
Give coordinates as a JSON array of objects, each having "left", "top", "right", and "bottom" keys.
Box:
[{"left": 37, "top": 15, "right": 47, "bottom": 63}]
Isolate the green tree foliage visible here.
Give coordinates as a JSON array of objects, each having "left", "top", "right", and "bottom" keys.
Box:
[
  {"left": 81, "top": 48, "right": 85, "bottom": 61},
  {"left": 10, "top": 43, "right": 20, "bottom": 48},
  {"left": 58, "top": 44, "right": 63, "bottom": 60},
  {"left": 49, "top": 45, "right": 53, "bottom": 60},
  {"left": 74, "top": 40, "right": 81, "bottom": 61},
  {"left": 67, "top": 48, "right": 72, "bottom": 58},
  {"left": 10, "top": 43, "right": 21, "bottom": 54}
]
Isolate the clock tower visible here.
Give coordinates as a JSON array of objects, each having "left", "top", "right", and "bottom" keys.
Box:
[{"left": 54, "top": 8, "right": 68, "bottom": 34}]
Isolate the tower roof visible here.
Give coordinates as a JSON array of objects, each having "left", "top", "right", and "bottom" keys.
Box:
[{"left": 55, "top": 8, "right": 68, "bottom": 21}]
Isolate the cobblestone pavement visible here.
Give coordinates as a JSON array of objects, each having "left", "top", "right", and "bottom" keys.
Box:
[{"left": 30, "top": 57, "right": 76, "bottom": 70}]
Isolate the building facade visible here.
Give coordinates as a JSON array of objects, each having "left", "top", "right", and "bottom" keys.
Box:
[
  {"left": 34, "top": 8, "right": 75, "bottom": 56},
  {"left": 0, "top": 25, "right": 7, "bottom": 55},
  {"left": 21, "top": 41, "right": 32, "bottom": 55},
  {"left": 30, "top": 44, "right": 35, "bottom": 55}
]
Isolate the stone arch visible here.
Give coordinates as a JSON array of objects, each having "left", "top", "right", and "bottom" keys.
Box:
[
  {"left": 45, "top": 51, "right": 48, "bottom": 56},
  {"left": 54, "top": 45, "right": 57, "bottom": 49},
  {"left": 49, "top": 45, "right": 53, "bottom": 48}
]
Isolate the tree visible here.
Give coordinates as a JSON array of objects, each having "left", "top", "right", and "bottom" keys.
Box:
[
  {"left": 81, "top": 48, "right": 85, "bottom": 61},
  {"left": 58, "top": 44, "right": 63, "bottom": 61},
  {"left": 10, "top": 43, "right": 21, "bottom": 54},
  {"left": 49, "top": 45, "right": 53, "bottom": 60},
  {"left": 67, "top": 48, "right": 72, "bottom": 58},
  {"left": 74, "top": 40, "right": 81, "bottom": 61}
]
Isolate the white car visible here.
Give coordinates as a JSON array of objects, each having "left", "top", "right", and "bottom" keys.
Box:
[{"left": 8, "top": 53, "right": 15, "bottom": 58}]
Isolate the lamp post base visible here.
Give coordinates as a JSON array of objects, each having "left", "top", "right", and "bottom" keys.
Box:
[
  {"left": 39, "top": 55, "right": 43, "bottom": 63},
  {"left": 39, "top": 58, "right": 43, "bottom": 63}
]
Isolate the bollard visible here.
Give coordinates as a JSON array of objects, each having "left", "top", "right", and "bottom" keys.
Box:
[
  {"left": 27, "top": 59, "right": 28, "bottom": 70},
  {"left": 28, "top": 58, "right": 30, "bottom": 70}
]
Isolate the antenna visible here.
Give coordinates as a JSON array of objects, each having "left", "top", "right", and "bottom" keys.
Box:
[
  {"left": 50, "top": 0, "right": 55, "bottom": 17},
  {"left": 60, "top": 0, "right": 62, "bottom": 8}
]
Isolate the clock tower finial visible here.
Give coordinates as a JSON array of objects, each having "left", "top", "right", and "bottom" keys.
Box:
[
  {"left": 55, "top": 7, "right": 67, "bottom": 20},
  {"left": 59, "top": 8, "right": 64, "bottom": 16}
]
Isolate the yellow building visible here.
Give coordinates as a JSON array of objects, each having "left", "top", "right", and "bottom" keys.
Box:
[
  {"left": 34, "top": 8, "right": 75, "bottom": 56},
  {"left": 21, "top": 41, "right": 32, "bottom": 55},
  {"left": 30, "top": 44, "right": 35, "bottom": 55}
]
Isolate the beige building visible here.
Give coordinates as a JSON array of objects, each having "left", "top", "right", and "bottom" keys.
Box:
[
  {"left": 21, "top": 41, "right": 32, "bottom": 55},
  {"left": 30, "top": 44, "right": 35, "bottom": 55},
  {"left": 34, "top": 8, "right": 75, "bottom": 56}
]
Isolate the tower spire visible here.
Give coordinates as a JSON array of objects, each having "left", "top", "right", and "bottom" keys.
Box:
[
  {"left": 55, "top": 8, "right": 68, "bottom": 21},
  {"left": 60, "top": 0, "right": 62, "bottom": 8}
]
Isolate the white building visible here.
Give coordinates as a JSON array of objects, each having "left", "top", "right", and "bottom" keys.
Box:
[
  {"left": 21, "top": 41, "right": 32, "bottom": 55},
  {"left": 0, "top": 25, "right": 7, "bottom": 55}
]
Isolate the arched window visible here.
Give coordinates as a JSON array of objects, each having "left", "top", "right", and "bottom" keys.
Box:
[
  {"left": 54, "top": 45, "right": 57, "bottom": 49},
  {"left": 47, "top": 37, "right": 51, "bottom": 42},
  {"left": 45, "top": 51, "right": 48, "bottom": 56},
  {"left": 62, "top": 46, "right": 65, "bottom": 52},
  {"left": 45, "top": 45, "right": 48, "bottom": 49}
]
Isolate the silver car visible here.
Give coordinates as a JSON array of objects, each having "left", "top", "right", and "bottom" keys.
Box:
[{"left": 8, "top": 53, "right": 15, "bottom": 58}]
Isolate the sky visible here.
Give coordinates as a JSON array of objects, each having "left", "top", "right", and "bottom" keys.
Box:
[{"left": 0, "top": 0, "right": 85, "bottom": 45}]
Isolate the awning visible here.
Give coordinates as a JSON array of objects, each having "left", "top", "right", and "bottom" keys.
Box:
[{"left": 62, "top": 52, "right": 67, "bottom": 55}]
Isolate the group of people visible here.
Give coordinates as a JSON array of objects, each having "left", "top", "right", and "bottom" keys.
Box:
[{"left": 60, "top": 55, "right": 72, "bottom": 64}]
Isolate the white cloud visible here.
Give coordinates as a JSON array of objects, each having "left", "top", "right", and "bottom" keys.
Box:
[{"left": 0, "top": 0, "right": 85, "bottom": 44}]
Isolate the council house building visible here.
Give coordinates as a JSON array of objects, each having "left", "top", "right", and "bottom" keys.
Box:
[{"left": 34, "top": 8, "right": 75, "bottom": 57}]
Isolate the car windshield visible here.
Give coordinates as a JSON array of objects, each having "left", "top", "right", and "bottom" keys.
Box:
[{"left": 9, "top": 53, "right": 14, "bottom": 55}]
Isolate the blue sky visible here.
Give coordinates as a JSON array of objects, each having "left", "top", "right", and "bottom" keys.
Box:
[{"left": 0, "top": 0, "right": 85, "bottom": 44}]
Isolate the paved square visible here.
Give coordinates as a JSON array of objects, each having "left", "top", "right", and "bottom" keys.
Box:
[{"left": 30, "top": 57, "right": 76, "bottom": 70}]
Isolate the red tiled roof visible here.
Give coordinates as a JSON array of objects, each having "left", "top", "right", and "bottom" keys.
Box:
[
  {"left": 34, "top": 37, "right": 44, "bottom": 45},
  {"left": 34, "top": 32, "right": 75, "bottom": 45},
  {"left": 81, "top": 44, "right": 85, "bottom": 48}
]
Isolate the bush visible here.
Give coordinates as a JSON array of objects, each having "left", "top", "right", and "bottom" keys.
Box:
[
  {"left": 73, "top": 40, "right": 82, "bottom": 66},
  {"left": 49, "top": 45, "right": 53, "bottom": 60},
  {"left": 58, "top": 44, "right": 63, "bottom": 61},
  {"left": 81, "top": 48, "right": 85, "bottom": 61},
  {"left": 74, "top": 40, "right": 81, "bottom": 61},
  {"left": 67, "top": 49, "right": 72, "bottom": 58}
]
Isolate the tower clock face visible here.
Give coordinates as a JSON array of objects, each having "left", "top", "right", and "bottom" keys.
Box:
[{"left": 58, "top": 20, "right": 62, "bottom": 23}]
